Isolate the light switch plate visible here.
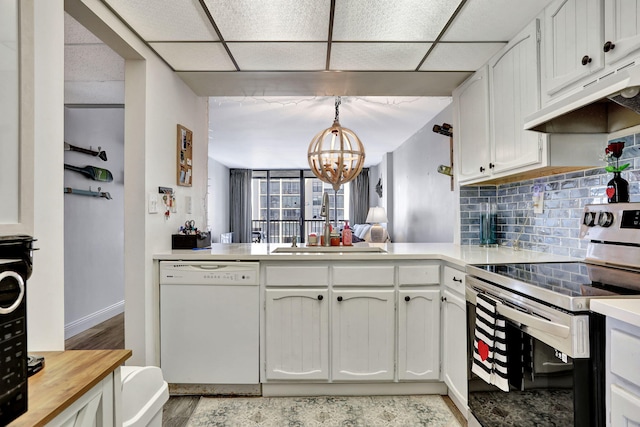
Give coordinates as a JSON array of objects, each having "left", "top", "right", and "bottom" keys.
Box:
[
  {"left": 185, "top": 196, "right": 192, "bottom": 214},
  {"left": 533, "top": 192, "right": 544, "bottom": 214},
  {"left": 148, "top": 193, "right": 159, "bottom": 214}
]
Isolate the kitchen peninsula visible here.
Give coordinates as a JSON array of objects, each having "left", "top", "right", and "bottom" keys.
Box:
[{"left": 154, "top": 243, "right": 578, "bottom": 414}]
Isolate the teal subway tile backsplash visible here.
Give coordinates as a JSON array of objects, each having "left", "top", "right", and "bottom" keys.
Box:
[{"left": 459, "top": 133, "right": 640, "bottom": 257}]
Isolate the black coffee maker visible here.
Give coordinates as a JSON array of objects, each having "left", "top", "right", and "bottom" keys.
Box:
[{"left": 0, "top": 235, "right": 35, "bottom": 424}]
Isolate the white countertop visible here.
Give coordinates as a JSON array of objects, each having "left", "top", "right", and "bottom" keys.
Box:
[
  {"left": 591, "top": 299, "right": 640, "bottom": 328},
  {"left": 154, "top": 242, "right": 580, "bottom": 267}
]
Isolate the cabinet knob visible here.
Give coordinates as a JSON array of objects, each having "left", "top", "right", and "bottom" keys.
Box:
[
  {"left": 489, "top": 163, "right": 495, "bottom": 169},
  {"left": 581, "top": 55, "right": 592, "bottom": 66},
  {"left": 317, "top": 295, "right": 323, "bottom": 301},
  {"left": 404, "top": 296, "right": 411, "bottom": 302},
  {"left": 603, "top": 41, "right": 616, "bottom": 52},
  {"left": 453, "top": 277, "right": 463, "bottom": 283},
  {"left": 337, "top": 296, "right": 343, "bottom": 302},
  {"left": 479, "top": 166, "right": 485, "bottom": 173},
  {"left": 441, "top": 296, "right": 447, "bottom": 302}
]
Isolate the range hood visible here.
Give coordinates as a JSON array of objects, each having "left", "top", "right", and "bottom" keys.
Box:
[{"left": 525, "top": 59, "right": 640, "bottom": 134}]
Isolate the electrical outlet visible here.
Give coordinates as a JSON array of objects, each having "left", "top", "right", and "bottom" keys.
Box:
[
  {"left": 148, "top": 193, "right": 158, "bottom": 214},
  {"left": 533, "top": 192, "right": 544, "bottom": 214}
]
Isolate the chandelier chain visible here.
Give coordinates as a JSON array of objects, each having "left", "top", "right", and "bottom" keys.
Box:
[{"left": 334, "top": 96, "right": 341, "bottom": 122}]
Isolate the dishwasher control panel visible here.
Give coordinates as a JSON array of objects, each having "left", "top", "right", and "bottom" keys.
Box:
[{"left": 159, "top": 261, "right": 259, "bottom": 285}]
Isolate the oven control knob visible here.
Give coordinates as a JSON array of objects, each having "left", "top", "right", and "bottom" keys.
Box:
[
  {"left": 583, "top": 212, "right": 597, "bottom": 226},
  {"left": 598, "top": 212, "right": 614, "bottom": 227}
]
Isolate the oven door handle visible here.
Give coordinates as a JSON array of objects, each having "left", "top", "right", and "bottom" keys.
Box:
[{"left": 496, "top": 303, "right": 570, "bottom": 339}]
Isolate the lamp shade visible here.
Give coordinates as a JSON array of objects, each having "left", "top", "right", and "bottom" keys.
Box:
[{"left": 366, "top": 207, "right": 388, "bottom": 224}]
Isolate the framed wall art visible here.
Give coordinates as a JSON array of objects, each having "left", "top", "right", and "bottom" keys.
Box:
[{"left": 177, "top": 124, "right": 192, "bottom": 187}]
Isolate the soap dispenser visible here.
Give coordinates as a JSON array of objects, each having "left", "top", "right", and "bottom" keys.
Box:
[{"left": 342, "top": 220, "right": 352, "bottom": 246}]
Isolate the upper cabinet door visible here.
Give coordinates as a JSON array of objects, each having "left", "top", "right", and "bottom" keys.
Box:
[
  {"left": 453, "top": 66, "right": 492, "bottom": 183},
  {"left": 542, "top": 0, "right": 604, "bottom": 97},
  {"left": 489, "top": 20, "right": 543, "bottom": 174},
  {"left": 604, "top": 0, "right": 640, "bottom": 65}
]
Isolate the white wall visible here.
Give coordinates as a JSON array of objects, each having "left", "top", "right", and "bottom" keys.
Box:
[
  {"left": 208, "top": 157, "right": 230, "bottom": 242},
  {"left": 63, "top": 107, "right": 124, "bottom": 338},
  {"left": 391, "top": 105, "right": 458, "bottom": 243},
  {"left": 29, "top": 0, "right": 66, "bottom": 350},
  {"left": 61, "top": 0, "right": 208, "bottom": 364}
]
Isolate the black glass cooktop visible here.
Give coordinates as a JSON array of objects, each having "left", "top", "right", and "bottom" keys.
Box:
[{"left": 474, "top": 262, "right": 640, "bottom": 299}]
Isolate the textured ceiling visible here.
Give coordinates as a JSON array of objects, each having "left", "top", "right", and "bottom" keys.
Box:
[{"left": 65, "top": 1, "right": 554, "bottom": 168}]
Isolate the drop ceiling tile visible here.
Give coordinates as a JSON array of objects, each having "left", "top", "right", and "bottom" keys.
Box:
[
  {"left": 65, "top": 13, "right": 103, "bottom": 44},
  {"left": 203, "top": 0, "right": 330, "bottom": 41},
  {"left": 333, "top": 0, "right": 459, "bottom": 41},
  {"left": 443, "top": 0, "right": 550, "bottom": 41},
  {"left": 150, "top": 43, "right": 236, "bottom": 71},
  {"left": 420, "top": 43, "right": 505, "bottom": 71},
  {"left": 103, "top": 0, "right": 219, "bottom": 41},
  {"left": 330, "top": 43, "right": 430, "bottom": 71},
  {"left": 228, "top": 43, "right": 326, "bottom": 71},
  {"left": 65, "top": 44, "right": 124, "bottom": 81}
]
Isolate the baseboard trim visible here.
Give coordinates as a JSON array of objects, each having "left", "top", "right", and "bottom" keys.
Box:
[
  {"left": 169, "top": 383, "right": 261, "bottom": 396},
  {"left": 64, "top": 300, "right": 124, "bottom": 339},
  {"left": 262, "top": 382, "right": 447, "bottom": 397}
]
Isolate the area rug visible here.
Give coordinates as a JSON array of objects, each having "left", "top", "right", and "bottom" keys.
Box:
[{"left": 186, "top": 395, "right": 463, "bottom": 427}]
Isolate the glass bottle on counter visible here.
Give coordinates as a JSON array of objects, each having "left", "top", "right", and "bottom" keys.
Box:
[
  {"left": 342, "top": 221, "right": 352, "bottom": 246},
  {"left": 479, "top": 201, "right": 497, "bottom": 247}
]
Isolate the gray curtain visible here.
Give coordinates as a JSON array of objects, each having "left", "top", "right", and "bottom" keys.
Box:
[
  {"left": 229, "top": 169, "right": 252, "bottom": 243},
  {"left": 349, "top": 168, "right": 369, "bottom": 225}
]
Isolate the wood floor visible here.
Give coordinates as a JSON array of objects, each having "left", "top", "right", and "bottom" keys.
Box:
[{"left": 65, "top": 314, "right": 467, "bottom": 427}]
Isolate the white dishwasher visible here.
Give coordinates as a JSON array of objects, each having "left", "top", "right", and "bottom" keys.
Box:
[{"left": 159, "top": 261, "right": 259, "bottom": 384}]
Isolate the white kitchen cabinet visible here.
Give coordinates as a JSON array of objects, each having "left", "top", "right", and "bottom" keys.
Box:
[
  {"left": 489, "top": 19, "right": 545, "bottom": 176},
  {"left": 542, "top": 0, "right": 604, "bottom": 98},
  {"left": 442, "top": 266, "right": 468, "bottom": 415},
  {"left": 264, "top": 289, "right": 329, "bottom": 380},
  {"left": 453, "top": 66, "right": 492, "bottom": 183},
  {"left": 604, "top": 0, "right": 640, "bottom": 65},
  {"left": 398, "top": 289, "right": 440, "bottom": 381},
  {"left": 607, "top": 317, "right": 640, "bottom": 426},
  {"left": 331, "top": 289, "right": 395, "bottom": 381}
]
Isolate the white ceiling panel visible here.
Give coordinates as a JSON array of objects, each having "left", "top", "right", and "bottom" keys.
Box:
[
  {"left": 332, "top": 0, "right": 460, "bottom": 41},
  {"left": 228, "top": 43, "right": 326, "bottom": 71},
  {"left": 150, "top": 43, "right": 236, "bottom": 71},
  {"left": 64, "top": 44, "right": 124, "bottom": 81},
  {"left": 330, "top": 43, "right": 430, "bottom": 71},
  {"left": 104, "top": 0, "right": 219, "bottom": 41},
  {"left": 420, "top": 43, "right": 505, "bottom": 71},
  {"left": 204, "top": 0, "right": 331, "bottom": 41},
  {"left": 443, "top": 0, "right": 548, "bottom": 41},
  {"left": 65, "top": 13, "right": 102, "bottom": 44},
  {"left": 209, "top": 96, "right": 452, "bottom": 169}
]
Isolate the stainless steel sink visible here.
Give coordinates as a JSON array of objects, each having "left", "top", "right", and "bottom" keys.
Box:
[{"left": 271, "top": 245, "right": 387, "bottom": 254}]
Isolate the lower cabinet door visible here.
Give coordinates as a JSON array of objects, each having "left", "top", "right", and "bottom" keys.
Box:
[
  {"left": 331, "top": 289, "right": 395, "bottom": 381},
  {"left": 265, "top": 289, "right": 329, "bottom": 380},
  {"left": 443, "top": 289, "right": 468, "bottom": 410},
  {"left": 611, "top": 384, "right": 640, "bottom": 427},
  {"left": 398, "top": 289, "right": 440, "bottom": 380}
]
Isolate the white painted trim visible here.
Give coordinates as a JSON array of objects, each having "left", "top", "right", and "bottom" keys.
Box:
[
  {"left": 65, "top": 301, "right": 124, "bottom": 339},
  {"left": 262, "top": 382, "right": 447, "bottom": 397}
]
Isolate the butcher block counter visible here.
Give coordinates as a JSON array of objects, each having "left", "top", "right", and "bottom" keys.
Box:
[{"left": 10, "top": 349, "right": 131, "bottom": 427}]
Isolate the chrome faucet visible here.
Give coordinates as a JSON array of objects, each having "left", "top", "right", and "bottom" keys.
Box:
[{"left": 320, "top": 192, "right": 331, "bottom": 246}]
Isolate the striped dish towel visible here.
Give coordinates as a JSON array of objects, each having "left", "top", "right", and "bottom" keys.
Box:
[{"left": 472, "top": 292, "right": 509, "bottom": 392}]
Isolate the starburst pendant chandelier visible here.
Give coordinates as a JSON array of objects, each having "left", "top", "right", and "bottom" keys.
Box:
[{"left": 308, "top": 97, "right": 365, "bottom": 191}]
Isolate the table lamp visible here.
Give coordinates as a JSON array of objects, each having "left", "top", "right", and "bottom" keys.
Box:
[{"left": 366, "top": 206, "right": 388, "bottom": 243}]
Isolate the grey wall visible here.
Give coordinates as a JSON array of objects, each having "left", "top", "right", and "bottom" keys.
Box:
[
  {"left": 208, "top": 157, "right": 230, "bottom": 242},
  {"left": 63, "top": 107, "right": 124, "bottom": 338},
  {"left": 392, "top": 105, "right": 458, "bottom": 243},
  {"left": 460, "top": 133, "right": 640, "bottom": 257}
]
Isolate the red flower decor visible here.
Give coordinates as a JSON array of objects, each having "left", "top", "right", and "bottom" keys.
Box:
[
  {"left": 605, "top": 140, "right": 630, "bottom": 173},
  {"left": 605, "top": 141, "right": 625, "bottom": 158}
]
